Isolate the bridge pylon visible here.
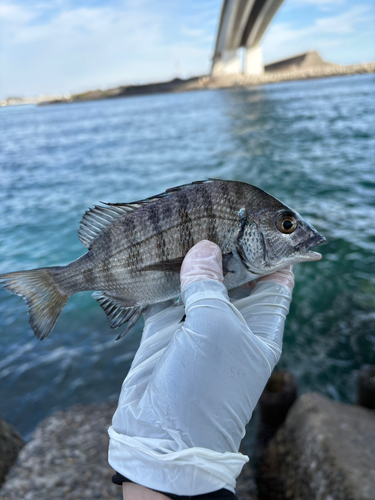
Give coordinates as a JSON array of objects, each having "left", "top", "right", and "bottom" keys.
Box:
[
  {"left": 211, "top": 0, "right": 285, "bottom": 76},
  {"left": 244, "top": 45, "right": 264, "bottom": 75}
]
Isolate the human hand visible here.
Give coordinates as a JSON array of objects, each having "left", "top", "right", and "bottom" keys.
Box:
[
  {"left": 180, "top": 240, "right": 224, "bottom": 288},
  {"left": 257, "top": 265, "right": 294, "bottom": 290},
  {"left": 109, "top": 241, "right": 294, "bottom": 497}
]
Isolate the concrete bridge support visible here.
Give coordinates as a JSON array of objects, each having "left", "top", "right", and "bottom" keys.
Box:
[
  {"left": 212, "top": 50, "right": 241, "bottom": 76},
  {"left": 211, "top": 0, "right": 285, "bottom": 76},
  {"left": 244, "top": 45, "right": 264, "bottom": 75}
]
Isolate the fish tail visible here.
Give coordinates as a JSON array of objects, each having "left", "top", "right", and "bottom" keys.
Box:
[{"left": 0, "top": 268, "right": 70, "bottom": 340}]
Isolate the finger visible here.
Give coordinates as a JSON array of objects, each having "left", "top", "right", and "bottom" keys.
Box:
[
  {"left": 257, "top": 265, "right": 294, "bottom": 291},
  {"left": 180, "top": 240, "right": 223, "bottom": 290}
]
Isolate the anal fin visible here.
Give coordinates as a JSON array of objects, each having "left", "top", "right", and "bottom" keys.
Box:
[
  {"left": 115, "top": 307, "right": 145, "bottom": 341},
  {"left": 92, "top": 292, "right": 145, "bottom": 338}
]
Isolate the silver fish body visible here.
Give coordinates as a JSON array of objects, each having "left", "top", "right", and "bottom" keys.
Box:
[{"left": 0, "top": 180, "right": 325, "bottom": 340}]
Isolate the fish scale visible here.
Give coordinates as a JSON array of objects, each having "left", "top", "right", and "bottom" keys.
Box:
[{"left": 0, "top": 179, "right": 325, "bottom": 341}]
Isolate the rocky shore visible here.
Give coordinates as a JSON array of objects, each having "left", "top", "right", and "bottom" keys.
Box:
[
  {"left": 210, "top": 61, "right": 375, "bottom": 90},
  {"left": 1, "top": 386, "right": 374, "bottom": 499},
  {"left": 0, "top": 400, "right": 258, "bottom": 500},
  {"left": 1, "top": 61, "right": 374, "bottom": 108}
]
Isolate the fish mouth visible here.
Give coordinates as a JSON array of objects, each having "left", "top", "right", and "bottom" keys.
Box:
[
  {"left": 295, "top": 233, "right": 326, "bottom": 261},
  {"left": 307, "top": 233, "right": 326, "bottom": 250}
]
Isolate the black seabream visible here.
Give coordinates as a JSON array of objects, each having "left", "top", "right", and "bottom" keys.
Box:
[{"left": 0, "top": 180, "right": 325, "bottom": 340}]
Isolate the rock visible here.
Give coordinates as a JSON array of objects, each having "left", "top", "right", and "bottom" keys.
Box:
[
  {"left": 0, "top": 401, "right": 122, "bottom": 500},
  {"left": 0, "top": 400, "right": 259, "bottom": 500},
  {"left": 358, "top": 365, "right": 375, "bottom": 409},
  {"left": 257, "top": 370, "right": 297, "bottom": 450},
  {"left": 236, "top": 460, "right": 258, "bottom": 500},
  {"left": 257, "top": 392, "right": 375, "bottom": 500},
  {"left": 0, "top": 416, "right": 24, "bottom": 488}
]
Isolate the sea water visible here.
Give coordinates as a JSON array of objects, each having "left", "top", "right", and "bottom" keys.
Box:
[{"left": 0, "top": 74, "right": 374, "bottom": 445}]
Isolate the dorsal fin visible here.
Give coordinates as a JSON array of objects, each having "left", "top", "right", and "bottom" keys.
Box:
[
  {"left": 78, "top": 180, "right": 214, "bottom": 249},
  {"left": 78, "top": 203, "right": 143, "bottom": 248},
  {"left": 78, "top": 199, "right": 163, "bottom": 249}
]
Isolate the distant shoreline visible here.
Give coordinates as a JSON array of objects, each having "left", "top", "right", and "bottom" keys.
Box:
[{"left": 1, "top": 61, "right": 374, "bottom": 107}]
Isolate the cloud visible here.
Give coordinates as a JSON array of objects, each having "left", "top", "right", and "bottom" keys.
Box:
[
  {"left": 0, "top": 4, "right": 162, "bottom": 94},
  {"left": 0, "top": 0, "right": 222, "bottom": 98},
  {"left": 290, "top": 0, "right": 346, "bottom": 8},
  {"left": 0, "top": 1, "right": 36, "bottom": 25},
  {"left": 262, "top": 3, "right": 375, "bottom": 65},
  {"left": 314, "top": 5, "right": 371, "bottom": 33},
  {"left": 1, "top": 0, "right": 373, "bottom": 98}
]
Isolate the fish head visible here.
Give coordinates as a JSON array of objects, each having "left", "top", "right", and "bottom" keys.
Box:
[{"left": 239, "top": 192, "right": 326, "bottom": 276}]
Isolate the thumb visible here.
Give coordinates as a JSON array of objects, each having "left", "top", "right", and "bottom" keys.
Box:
[{"left": 180, "top": 240, "right": 224, "bottom": 290}]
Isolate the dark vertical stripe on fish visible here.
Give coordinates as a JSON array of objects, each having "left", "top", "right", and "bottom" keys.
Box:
[
  {"left": 201, "top": 184, "right": 218, "bottom": 243},
  {"left": 149, "top": 204, "right": 167, "bottom": 264},
  {"left": 259, "top": 231, "right": 270, "bottom": 268},
  {"left": 219, "top": 181, "right": 234, "bottom": 213},
  {"left": 82, "top": 264, "right": 96, "bottom": 290},
  {"left": 231, "top": 181, "right": 244, "bottom": 210},
  {"left": 125, "top": 215, "right": 143, "bottom": 274},
  {"left": 219, "top": 180, "right": 230, "bottom": 202},
  {"left": 177, "top": 191, "right": 193, "bottom": 255},
  {"left": 160, "top": 201, "right": 173, "bottom": 261},
  {"left": 101, "top": 251, "right": 115, "bottom": 286},
  {"left": 149, "top": 204, "right": 162, "bottom": 236},
  {"left": 100, "top": 230, "right": 118, "bottom": 285}
]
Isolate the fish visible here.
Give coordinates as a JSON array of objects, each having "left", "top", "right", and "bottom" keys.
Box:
[{"left": 0, "top": 179, "right": 325, "bottom": 341}]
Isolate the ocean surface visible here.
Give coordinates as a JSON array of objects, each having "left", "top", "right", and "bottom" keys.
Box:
[{"left": 0, "top": 74, "right": 374, "bottom": 451}]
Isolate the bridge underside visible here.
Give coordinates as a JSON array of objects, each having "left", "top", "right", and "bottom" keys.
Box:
[{"left": 212, "top": 0, "right": 285, "bottom": 76}]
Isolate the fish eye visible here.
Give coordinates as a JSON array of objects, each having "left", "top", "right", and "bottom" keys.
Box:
[{"left": 276, "top": 213, "right": 298, "bottom": 234}]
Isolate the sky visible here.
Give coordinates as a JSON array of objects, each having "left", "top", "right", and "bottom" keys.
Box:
[{"left": 0, "top": 0, "right": 374, "bottom": 99}]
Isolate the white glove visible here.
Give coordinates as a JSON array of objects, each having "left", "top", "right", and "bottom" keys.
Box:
[
  {"left": 108, "top": 241, "right": 294, "bottom": 496},
  {"left": 180, "top": 240, "right": 224, "bottom": 288}
]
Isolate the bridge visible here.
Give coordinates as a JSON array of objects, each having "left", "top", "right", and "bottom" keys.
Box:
[{"left": 212, "top": 0, "right": 285, "bottom": 76}]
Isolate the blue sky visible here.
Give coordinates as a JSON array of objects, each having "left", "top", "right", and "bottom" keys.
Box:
[{"left": 0, "top": 0, "right": 374, "bottom": 99}]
